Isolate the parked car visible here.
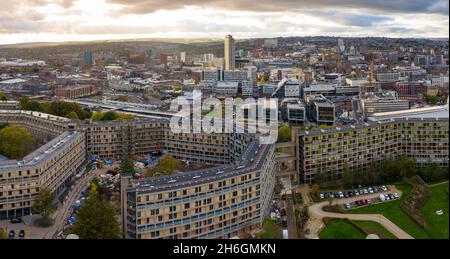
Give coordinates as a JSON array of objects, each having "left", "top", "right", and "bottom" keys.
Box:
[
  {"left": 281, "top": 219, "right": 288, "bottom": 228},
  {"left": 354, "top": 190, "right": 360, "bottom": 196},
  {"left": 8, "top": 230, "right": 15, "bottom": 239},
  {"left": 18, "top": 230, "right": 25, "bottom": 239},
  {"left": 334, "top": 193, "right": 339, "bottom": 198},
  {"left": 385, "top": 195, "right": 391, "bottom": 201},
  {"left": 344, "top": 192, "right": 349, "bottom": 198},
  {"left": 324, "top": 193, "right": 330, "bottom": 199},
  {"left": 338, "top": 191, "right": 344, "bottom": 198},
  {"left": 355, "top": 200, "right": 361, "bottom": 206},
  {"left": 372, "top": 186, "right": 378, "bottom": 193},
  {"left": 282, "top": 229, "right": 288, "bottom": 239},
  {"left": 10, "top": 217, "right": 22, "bottom": 224},
  {"left": 280, "top": 208, "right": 286, "bottom": 217},
  {"left": 367, "top": 199, "right": 372, "bottom": 205},
  {"left": 388, "top": 194, "right": 395, "bottom": 200},
  {"left": 349, "top": 191, "right": 354, "bottom": 197},
  {"left": 320, "top": 193, "right": 325, "bottom": 199},
  {"left": 363, "top": 189, "right": 369, "bottom": 194},
  {"left": 381, "top": 185, "right": 388, "bottom": 192},
  {"left": 344, "top": 203, "right": 351, "bottom": 209},
  {"left": 393, "top": 193, "right": 400, "bottom": 199},
  {"left": 379, "top": 194, "right": 386, "bottom": 201},
  {"left": 360, "top": 199, "right": 368, "bottom": 205}
]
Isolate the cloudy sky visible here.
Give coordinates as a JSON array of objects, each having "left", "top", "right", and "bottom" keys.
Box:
[{"left": 0, "top": 0, "right": 448, "bottom": 45}]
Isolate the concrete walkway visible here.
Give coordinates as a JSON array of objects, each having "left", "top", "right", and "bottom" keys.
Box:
[{"left": 306, "top": 186, "right": 414, "bottom": 239}]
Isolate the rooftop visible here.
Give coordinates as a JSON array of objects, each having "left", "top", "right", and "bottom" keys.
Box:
[
  {"left": 127, "top": 142, "right": 272, "bottom": 194},
  {"left": 0, "top": 131, "right": 83, "bottom": 172},
  {"left": 369, "top": 104, "right": 449, "bottom": 121}
]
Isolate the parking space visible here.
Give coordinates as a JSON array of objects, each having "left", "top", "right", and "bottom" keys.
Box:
[
  {"left": 343, "top": 192, "right": 401, "bottom": 210},
  {"left": 320, "top": 185, "right": 390, "bottom": 200}
]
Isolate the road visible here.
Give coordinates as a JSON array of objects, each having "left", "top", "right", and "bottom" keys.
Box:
[
  {"left": 286, "top": 196, "right": 297, "bottom": 239},
  {"left": 307, "top": 187, "right": 414, "bottom": 239},
  {"left": 42, "top": 171, "right": 96, "bottom": 239},
  {"left": 45, "top": 165, "right": 118, "bottom": 239}
]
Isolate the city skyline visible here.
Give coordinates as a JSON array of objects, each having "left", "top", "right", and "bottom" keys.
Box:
[{"left": 0, "top": 0, "right": 449, "bottom": 45}]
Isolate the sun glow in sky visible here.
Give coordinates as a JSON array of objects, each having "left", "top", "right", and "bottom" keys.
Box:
[{"left": 0, "top": 0, "right": 448, "bottom": 45}]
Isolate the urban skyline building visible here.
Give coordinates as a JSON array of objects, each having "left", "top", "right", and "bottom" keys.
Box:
[{"left": 224, "top": 35, "right": 236, "bottom": 70}]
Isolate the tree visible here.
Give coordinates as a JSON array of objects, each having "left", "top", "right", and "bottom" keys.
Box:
[
  {"left": 32, "top": 189, "right": 57, "bottom": 220},
  {"left": 0, "top": 125, "right": 35, "bottom": 159},
  {"left": 91, "top": 112, "right": 104, "bottom": 121},
  {"left": 120, "top": 155, "right": 134, "bottom": 175},
  {"left": 311, "top": 184, "right": 320, "bottom": 199},
  {"left": 71, "top": 183, "right": 121, "bottom": 239},
  {"left": 342, "top": 163, "right": 353, "bottom": 189},
  {"left": 277, "top": 125, "right": 292, "bottom": 143},
  {"left": 0, "top": 229, "right": 6, "bottom": 239},
  {"left": 65, "top": 111, "right": 79, "bottom": 120},
  {"left": 157, "top": 156, "right": 181, "bottom": 175},
  {"left": 0, "top": 91, "right": 6, "bottom": 101},
  {"left": 102, "top": 111, "right": 119, "bottom": 121},
  {"left": 425, "top": 95, "right": 437, "bottom": 106}
]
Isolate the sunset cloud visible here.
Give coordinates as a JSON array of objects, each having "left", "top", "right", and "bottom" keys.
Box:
[{"left": 0, "top": 0, "right": 448, "bottom": 45}]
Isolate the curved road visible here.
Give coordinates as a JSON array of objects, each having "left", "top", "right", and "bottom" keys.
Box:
[{"left": 308, "top": 190, "right": 414, "bottom": 239}]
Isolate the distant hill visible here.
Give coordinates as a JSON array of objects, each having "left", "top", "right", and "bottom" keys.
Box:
[{"left": 0, "top": 38, "right": 223, "bottom": 49}]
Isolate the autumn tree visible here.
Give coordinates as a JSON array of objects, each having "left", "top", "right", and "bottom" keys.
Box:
[
  {"left": 277, "top": 125, "right": 292, "bottom": 143},
  {"left": 71, "top": 183, "right": 121, "bottom": 239},
  {"left": 0, "top": 125, "right": 35, "bottom": 159},
  {"left": 91, "top": 112, "right": 104, "bottom": 121},
  {"left": 65, "top": 111, "right": 79, "bottom": 120},
  {"left": 0, "top": 91, "right": 6, "bottom": 101},
  {"left": 32, "top": 189, "right": 57, "bottom": 221}
]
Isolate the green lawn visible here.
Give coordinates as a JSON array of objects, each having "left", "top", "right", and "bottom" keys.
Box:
[
  {"left": 258, "top": 219, "right": 282, "bottom": 239},
  {"left": 352, "top": 221, "right": 397, "bottom": 239},
  {"left": 319, "top": 219, "right": 397, "bottom": 239},
  {"left": 421, "top": 182, "right": 449, "bottom": 239},
  {"left": 348, "top": 182, "right": 449, "bottom": 239},
  {"left": 319, "top": 219, "right": 366, "bottom": 239}
]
